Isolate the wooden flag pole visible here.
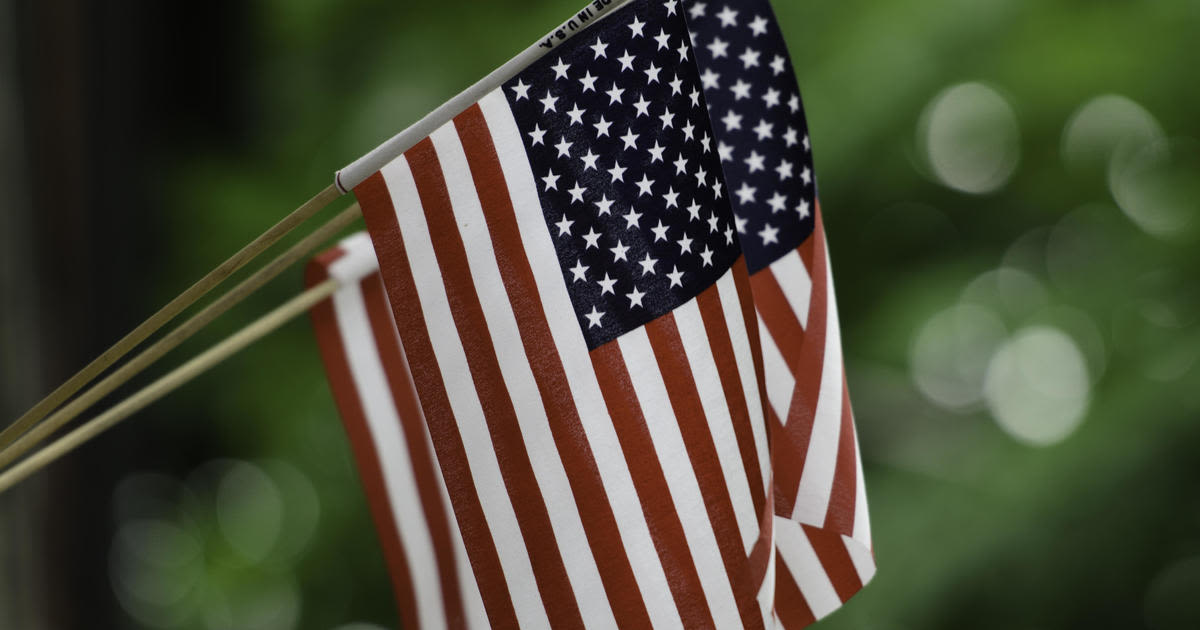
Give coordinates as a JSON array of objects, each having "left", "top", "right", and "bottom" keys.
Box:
[
  {"left": 0, "top": 202, "right": 362, "bottom": 472},
  {"left": 0, "top": 278, "right": 342, "bottom": 495},
  {"left": 0, "top": 184, "right": 342, "bottom": 451}
]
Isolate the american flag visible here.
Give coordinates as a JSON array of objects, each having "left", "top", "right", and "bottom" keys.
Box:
[
  {"left": 686, "top": 0, "right": 875, "bottom": 625},
  {"left": 313, "top": 0, "right": 872, "bottom": 627}
]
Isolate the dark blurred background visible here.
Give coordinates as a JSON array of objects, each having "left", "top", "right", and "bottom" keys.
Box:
[{"left": 1, "top": 0, "right": 1198, "bottom": 628}]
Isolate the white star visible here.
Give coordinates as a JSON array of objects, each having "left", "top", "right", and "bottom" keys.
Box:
[
  {"left": 803, "top": 134, "right": 811, "bottom": 151},
  {"left": 648, "top": 141, "right": 666, "bottom": 163},
  {"left": 579, "top": 71, "right": 598, "bottom": 93},
  {"left": 555, "top": 215, "right": 574, "bottom": 236},
  {"left": 659, "top": 107, "right": 675, "bottom": 129},
  {"left": 665, "top": 0, "right": 678, "bottom": 15},
  {"left": 682, "top": 120, "right": 696, "bottom": 141},
  {"left": 749, "top": 15, "right": 769, "bottom": 36},
  {"left": 753, "top": 119, "right": 775, "bottom": 141},
  {"left": 654, "top": 29, "right": 671, "bottom": 50},
  {"left": 633, "top": 94, "right": 652, "bottom": 117},
  {"left": 585, "top": 306, "right": 605, "bottom": 328},
  {"left": 551, "top": 58, "right": 570, "bottom": 80},
  {"left": 677, "top": 232, "right": 694, "bottom": 254},
  {"left": 635, "top": 174, "right": 654, "bottom": 196},
  {"left": 673, "top": 154, "right": 689, "bottom": 175},
  {"left": 800, "top": 166, "right": 813, "bottom": 185},
  {"left": 590, "top": 38, "right": 608, "bottom": 59},
  {"left": 594, "top": 194, "right": 614, "bottom": 215},
  {"left": 668, "top": 74, "right": 683, "bottom": 95},
  {"left": 717, "top": 141, "right": 734, "bottom": 162},
  {"left": 700, "top": 246, "right": 715, "bottom": 267},
  {"left": 700, "top": 68, "right": 721, "bottom": 90},
  {"left": 651, "top": 220, "right": 670, "bottom": 242},
  {"left": 607, "top": 160, "right": 627, "bottom": 183},
  {"left": 721, "top": 109, "right": 742, "bottom": 131},
  {"left": 617, "top": 50, "right": 636, "bottom": 72},
  {"left": 701, "top": 132, "right": 712, "bottom": 152},
  {"left": 767, "top": 191, "right": 788, "bottom": 213},
  {"left": 707, "top": 37, "right": 730, "bottom": 58},
  {"left": 731, "top": 79, "right": 752, "bottom": 100},
  {"left": 610, "top": 241, "right": 630, "bottom": 262},
  {"left": 693, "top": 166, "right": 708, "bottom": 187},
  {"left": 667, "top": 266, "right": 685, "bottom": 288},
  {"left": 582, "top": 228, "right": 602, "bottom": 249},
  {"left": 724, "top": 226, "right": 734, "bottom": 244},
  {"left": 566, "top": 103, "right": 586, "bottom": 126},
  {"left": 623, "top": 207, "right": 642, "bottom": 229},
  {"left": 663, "top": 187, "right": 680, "bottom": 208},
  {"left": 739, "top": 47, "right": 761, "bottom": 69},
  {"left": 597, "top": 273, "right": 617, "bottom": 295},
  {"left": 594, "top": 116, "right": 613, "bottom": 137},
  {"left": 713, "top": 180, "right": 723, "bottom": 199},
  {"left": 638, "top": 252, "right": 658, "bottom": 275},
  {"left": 677, "top": 42, "right": 690, "bottom": 63},
  {"left": 716, "top": 5, "right": 739, "bottom": 27},
  {"left": 735, "top": 182, "right": 757, "bottom": 204},
  {"left": 568, "top": 182, "right": 587, "bottom": 204},
  {"left": 797, "top": 198, "right": 812, "bottom": 219},
  {"left": 689, "top": 2, "right": 708, "bottom": 19},
  {"left": 620, "top": 128, "right": 639, "bottom": 150},
  {"left": 606, "top": 82, "right": 625, "bottom": 105},
  {"left": 580, "top": 149, "right": 600, "bottom": 171},
  {"left": 770, "top": 55, "right": 786, "bottom": 76},
  {"left": 707, "top": 212, "right": 720, "bottom": 233},
  {"left": 775, "top": 159, "right": 794, "bottom": 180},
  {"left": 570, "top": 259, "right": 588, "bottom": 282},
  {"left": 763, "top": 87, "right": 781, "bottom": 108},
  {"left": 735, "top": 214, "right": 748, "bottom": 233},
  {"left": 744, "top": 150, "right": 765, "bottom": 173},
  {"left": 511, "top": 79, "right": 531, "bottom": 100},
  {"left": 644, "top": 62, "right": 662, "bottom": 84},
  {"left": 554, "top": 136, "right": 572, "bottom": 158},
  {"left": 539, "top": 90, "right": 558, "bottom": 113},
  {"left": 542, "top": 169, "right": 560, "bottom": 191},
  {"left": 686, "top": 200, "right": 702, "bottom": 221},
  {"left": 528, "top": 124, "right": 547, "bottom": 145},
  {"left": 783, "top": 127, "right": 798, "bottom": 147},
  {"left": 690, "top": 87, "right": 702, "bottom": 108},
  {"left": 626, "top": 285, "right": 646, "bottom": 308},
  {"left": 789, "top": 94, "right": 801, "bottom": 113},
  {"left": 628, "top": 15, "right": 646, "bottom": 37},
  {"left": 758, "top": 223, "right": 780, "bottom": 245}
]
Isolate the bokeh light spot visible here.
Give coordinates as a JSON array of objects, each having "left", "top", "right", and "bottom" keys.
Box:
[
  {"left": 919, "top": 82, "right": 1020, "bottom": 194},
  {"left": 110, "top": 519, "right": 203, "bottom": 627},
  {"left": 1109, "top": 138, "right": 1200, "bottom": 239},
  {"left": 1144, "top": 555, "right": 1200, "bottom": 629},
  {"left": 216, "top": 460, "right": 285, "bottom": 565},
  {"left": 910, "top": 303, "right": 1007, "bottom": 411},
  {"left": 1061, "top": 94, "right": 1164, "bottom": 175},
  {"left": 983, "top": 326, "right": 1091, "bottom": 446}
]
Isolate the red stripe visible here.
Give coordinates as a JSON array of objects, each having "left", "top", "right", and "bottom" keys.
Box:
[
  {"left": 696, "top": 283, "right": 767, "bottom": 518},
  {"left": 405, "top": 138, "right": 585, "bottom": 630},
  {"left": 750, "top": 269, "right": 805, "bottom": 370},
  {"left": 822, "top": 373, "right": 858, "bottom": 538},
  {"left": 731, "top": 257, "right": 770, "bottom": 481},
  {"left": 590, "top": 343, "right": 717, "bottom": 630},
  {"left": 356, "top": 172, "right": 520, "bottom": 629},
  {"left": 645, "top": 311, "right": 766, "bottom": 630},
  {"left": 777, "top": 211, "right": 830, "bottom": 504},
  {"left": 361, "top": 274, "right": 468, "bottom": 628},
  {"left": 305, "top": 254, "right": 420, "bottom": 630},
  {"left": 746, "top": 490, "right": 774, "bottom": 591},
  {"left": 774, "top": 551, "right": 818, "bottom": 629},
  {"left": 453, "top": 105, "right": 653, "bottom": 629},
  {"left": 801, "top": 525, "right": 864, "bottom": 603},
  {"left": 767, "top": 405, "right": 804, "bottom": 517}
]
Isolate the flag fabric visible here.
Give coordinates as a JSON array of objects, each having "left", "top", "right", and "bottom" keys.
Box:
[
  {"left": 684, "top": 1, "right": 875, "bottom": 625},
  {"left": 312, "top": 0, "right": 872, "bottom": 627}
]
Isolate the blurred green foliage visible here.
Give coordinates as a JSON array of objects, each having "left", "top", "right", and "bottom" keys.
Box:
[{"left": 121, "top": 0, "right": 1200, "bottom": 628}]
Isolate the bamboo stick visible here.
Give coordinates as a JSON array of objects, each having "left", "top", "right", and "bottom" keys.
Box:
[{"left": 0, "top": 279, "right": 341, "bottom": 494}]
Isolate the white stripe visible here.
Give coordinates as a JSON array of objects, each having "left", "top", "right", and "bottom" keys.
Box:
[
  {"left": 715, "top": 272, "right": 771, "bottom": 494},
  {"left": 768, "top": 251, "right": 812, "bottom": 329},
  {"left": 329, "top": 278, "right": 445, "bottom": 630},
  {"left": 842, "top": 535, "right": 876, "bottom": 587},
  {"left": 758, "top": 314, "right": 796, "bottom": 424},
  {"left": 618, "top": 328, "right": 745, "bottom": 630},
  {"left": 851, "top": 428, "right": 872, "bottom": 548},
  {"left": 479, "top": 90, "right": 683, "bottom": 629},
  {"left": 791, "top": 257, "right": 844, "bottom": 527},
  {"left": 380, "top": 154, "right": 552, "bottom": 630},
  {"left": 756, "top": 516, "right": 777, "bottom": 627},
  {"left": 775, "top": 520, "right": 841, "bottom": 620},
  {"left": 429, "top": 123, "right": 616, "bottom": 630},
  {"left": 673, "top": 275, "right": 759, "bottom": 552}
]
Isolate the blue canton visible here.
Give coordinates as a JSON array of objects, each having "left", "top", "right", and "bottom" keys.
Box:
[
  {"left": 684, "top": 0, "right": 816, "bottom": 273},
  {"left": 504, "top": 0, "right": 740, "bottom": 350}
]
